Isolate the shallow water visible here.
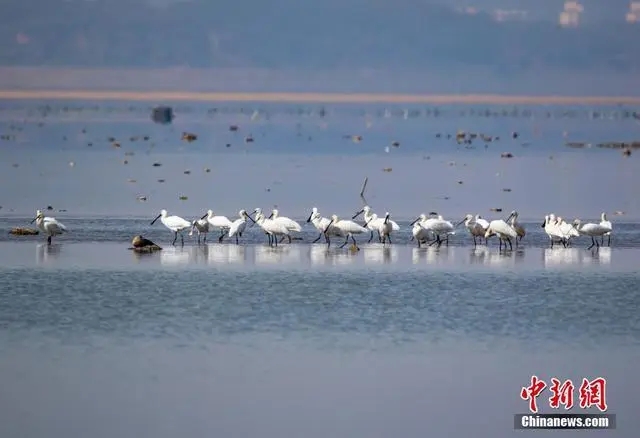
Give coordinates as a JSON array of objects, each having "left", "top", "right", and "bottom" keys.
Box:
[{"left": 1, "top": 101, "right": 639, "bottom": 437}]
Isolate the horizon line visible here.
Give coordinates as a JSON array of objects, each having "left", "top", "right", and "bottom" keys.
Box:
[{"left": 1, "top": 90, "right": 640, "bottom": 105}]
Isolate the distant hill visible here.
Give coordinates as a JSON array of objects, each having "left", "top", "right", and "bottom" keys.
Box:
[{"left": 1, "top": 0, "right": 639, "bottom": 72}]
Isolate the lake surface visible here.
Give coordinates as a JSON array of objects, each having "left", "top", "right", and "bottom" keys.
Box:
[{"left": 1, "top": 100, "right": 639, "bottom": 437}]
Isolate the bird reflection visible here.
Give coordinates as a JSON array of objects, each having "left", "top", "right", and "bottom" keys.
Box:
[
  {"left": 254, "top": 245, "right": 303, "bottom": 265},
  {"left": 36, "top": 243, "right": 61, "bottom": 265},
  {"left": 583, "top": 246, "right": 611, "bottom": 265},
  {"left": 160, "top": 247, "right": 191, "bottom": 265},
  {"left": 206, "top": 244, "right": 247, "bottom": 265},
  {"left": 362, "top": 246, "right": 397, "bottom": 264},
  {"left": 309, "top": 245, "right": 358, "bottom": 266},
  {"left": 411, "top": 246, "right": 452, "bottom": 265},
  {"left": 542, "top": 248, "right": 581, "bottom": 268}
]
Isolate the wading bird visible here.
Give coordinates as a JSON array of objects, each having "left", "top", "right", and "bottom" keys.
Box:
[
  {"left": 485, "top": 218, "right": 518, "bottom": 250},
  {"left": 599, "top": 212, "right": 612, "bottom": 246},
  {"left": 573, "top": 219, "right": 612, "bottom": 250},
  {"left": 31, "top": 210, "right": 67, "bottom": 245},
  {"left": 324, "top": 214, "right": 368, "bottom": 249},
  {"left": 307, "top": 207, "right": 331, "bottom": 243},
  {"left": 151, "top": 209, "right": 191, "bottom": 246}
]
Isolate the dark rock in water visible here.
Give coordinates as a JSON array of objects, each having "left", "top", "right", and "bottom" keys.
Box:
[
  {"left": 151, "top": 106, "right": 173, "bottom": 125},
  {"left": 129, "top": 235, "right": 162, "bottom": 252},
  {"left": 10, "top": 227, "right": 39, "bottom": 236}
]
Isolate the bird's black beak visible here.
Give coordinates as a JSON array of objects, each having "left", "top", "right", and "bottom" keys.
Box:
[
  {"left": 200, "top": 213, "right": 207, "bottom": 220},
  {"left": 306, "top": 213, "right": 313, "bottom": 223},
  {"left": 246, "top": 214, "right": 256, "bottom": 224},
  {"left": 505, "top": 212, "right": 514, "bottom": 222},
  {"left": 384, "top": 215, "right": 389, "bottom": 224},
  {"left": 455, "top": 218, "right": 465, "bottom": 227},
  {"left": 268, "top": 213, "right": 274, "bottom": 219},
  {"left": 410, "top": 217, "right": 420, "bottom": 226},
  {"left": 540, "top": 220, "right": 546, "bottom": 228},
  {"left": 150, "top": 214, "right": 161, "bottom": 225},
  {"left": 323, "top": 219, "right": 334, "bottom": 233},
  {"left": 352, "top": 209, "right": 364, "bottom": 220},
  {"left": 30, "top": 217, "right": 37, "bottom": 224}
]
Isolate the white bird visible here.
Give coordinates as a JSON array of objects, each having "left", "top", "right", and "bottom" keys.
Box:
[
  {"left": 542, "top": 214, "right": 566, "bottom": 248},
  {"left": 31, "top": 210, "right": 67, "bottom": 245},
  {"left": 556, "top": 217, "right": 580, "bottom": 245},
  {"left": 371, "top": 212, "right": 394, "bottom": 244},
  {"left": 599, "top": 212, "right": 612, "bottom": 246},
  {"left": 352, "top": 205, "right": 399, "bottom": 243},
  {"left": 151, "top": 209, "right": 191, "bottom": 246},
  {"left": 485, "top": 218, "right": 518, "bottom": 250},
  {"left": 324, "top": 214, "right": 368, "bottom": 249},
  {"left": 202, "top": 210, "right": 233, "bottom": 242},
  {"left": 475, "top": 215, "right": 490, "bottom": 231},
  {"left": 411, "top": 221, "right": 432, "bottom": 247},
  {"left": 506, "top": 210, "right": 526, "bottom": 245},
  {"left": 226, "top": 210, "right": 254, "bottom": 245},
  {"left": 189, "top": 217, "right": 210, "bottom": 244},
  {"left": 269, "top": 209, "right": 302, "bottom": 243},
  {"left": 306, "top": 207, "right": 331, "bottom": 243},
  {"left": 253, "top": 208, "right": 290, "bottom": 247},
  {"left": 573, "top": 219, "right": 612, "bottom": 250},
  {"left": 423, "top": 214, "right": 455, "bottom": 247},
  {"left": 456, "top": 213, "right": 485, "bottom": 247}
]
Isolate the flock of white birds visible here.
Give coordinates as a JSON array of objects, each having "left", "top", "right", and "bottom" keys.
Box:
[{"left": 29, "top": 208, "right": 615, "bottom": 251}]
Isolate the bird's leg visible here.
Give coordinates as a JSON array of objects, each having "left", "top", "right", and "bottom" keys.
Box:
[
  {"left": 339, "top": 235, "right": 349, "bottom": 248},
  {"left": 587, "top": 237, "right": 595, "bottom": 250},
  {"left": 351, "top": 236, "right": 359, "bottom": 250},
  {"left": 445, "top": 235, "right": 449, "bottom": 246},
  {"left": 367, "top": 231, "right": 374, "bottom": 243},
  {"left": 473, "top": 236, "right": 477, "bottom": 247},
  {"left": 47, "top": 235, "right": 52, "bottom": 245},
  {"left": 507, "top": 237, "right": 513, "bottom": 251},
  {"left": 325, "top": 234, "right": 331, "bottom": 247},
  {"left": 172, "top": 232, "right": 177, "bottom": 246},
  {"left": 595, "top": 237, "right": 600, "bottom": 248},
  {"left": 608, "top": 235, "right": 611, "bottom": 247},
  {"left": 203, "top": 233, "right": 207, "bottom": 244},
  {"left": 600, "top": 236, "right": 604, "bottom": 246},
  {"left": 287, "top": 235, "right": 292, "bottom": 244},
  {"left": 377, "top": 230, "right": 382, "bottom": 243},
  {"left": 313, "top": 233, "right": 322, "bottom": 243},
  {"left": 274, "top": 234, "right": 278, "bottom": 247},
  {"left": 550, "top": 239, "right": 553, "bottom": 249},
  {"left": 279, "top": 236, "right": 285, "bottom": 244},
  {"left": 235, "top": 235, "right": 239, "bottom": 245},
  {"left": 180, "top": 233, "right": 184, "bottom": 246},
  {"left": 387, "top": 234, "right": 392, "bottom": 245},
  {"left": 499, "top": 238, "right": 502, "bottom": 251}
]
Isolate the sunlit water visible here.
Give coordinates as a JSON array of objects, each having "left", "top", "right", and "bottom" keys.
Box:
[{"left": 1, "top": 101, "right": 639, "bottom": 437}]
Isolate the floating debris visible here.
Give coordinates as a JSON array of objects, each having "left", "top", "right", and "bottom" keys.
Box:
[
  {"left": 501, "top": 152, "right": 514, "bottom": 158},
  {"left": 9, "top": 227, "right": 39, "bottom": 236},
  {"left": 124, "top": 151, "right": 135, "bottom": 156},
  {"left": 151, "top": 106, "right": 173, "bottom": 125},
  {"left": 245, "top": 135, "right": 254, "bottom": 143},
  {"left": 179, "top": 195, "right": 188, "bottom": 201},
  {"left": 204, "top": 167, "right": 211, "bottom": 173},
  {"left": 391, "top": 141, "right": 400, "bottom": 147},
  {"left": 112, "top": 142, "right": 121, "bottom": 148},
  {"left": 226, "top": 143, "right": 231, "bottom": 148},
  {"left": 457, "top": 181, "right": 464, "bottom": 184},
  {"left": 565, "top": 142, "right": 588, "bottom": 148},
  {"left": 123, "top": 160, "right": 128, "bottom": 165},
  {"left": 183, "top": 170, "right": 191, "bottom": 175},
  {"left": 344, "top": 135, "right": 362, "bottom": 143},
  {"left": 614, "top": 211, "right": 626, "bottom": 216},
  {"left": 128, "top": 179, "right": 137, "bottom": 183},
  {"left": 46, "top": 206, "right": 54, "bottom": 211},
  {"left": 12, "top": 163, "right": 19, "bottom": 168},
  {"left": 152, "top": 162, "right": 162, "bottom": 167},
  {"left": 229, "top": 125, "right": 239, "bottom": 131},
  {"left": 384, "top": 146, "right": 390, "bottom": 153},
  {"left": 68, "top": 161, "right": 75, "bottom": 167},
  {"left": 490, "top": 208, "right": 503, "bottom": 212},
  {"left": 108, "top": 137, "right": 116, "bottom": 142},
  {"left": 623, "top": 148, "right": 632, "bottom": 157},
  {"left": 597, "top": 141, "right": 640, "bottom": 149},
  {"left": 136, "top": 195, "right": 147, "bottom": 201},
  {"left": 502, "top": 188, "right": 512, "bottom": 192},
  {"left": 182, "top": 132, "right": 197, "bottom": 142},
  {"left": 157, "top": 179, "right": 165, "bottom": 183},
  {"left": 382, "top": 167, "right": 393, "bottom": 172}
]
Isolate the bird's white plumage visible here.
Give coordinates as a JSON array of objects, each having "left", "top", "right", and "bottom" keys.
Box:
[
  {"left": 600, "top": 212, "right": 612, "bottom": 236},
  {"left": 204, "top": 210, "right": 233, "bottom": 229},
  {"left": 308, "top": 207, "right": 331, "bottom": 233},
  {"left": 254, "top": 208, "right": 290, "bottom": 238},
  {"left": 34, "top": 210, "right": 67, "bottom": 241},
  {"left": 475, "top": 215, "right": 490, "bottom": 230},
  {"left": 328, "top": 214, "right": 368, "bottom": 236},
  {"left": 156, "top": 209, "right": 191, "bottom": 232},
  {"left": 485, "top": 219, "right": 518, "bottom": 248},
  {"left": 507, "top": 210, "right": 526, "bottom": 240},
  {"left": 573, "top": 219, "right": 611, "bottom": 236},
  {"left": 271, "top": 209, "right": 302, "bottom": 232},
  {"left": 228, "top": 210, "right": 249, "bottom": 238}
]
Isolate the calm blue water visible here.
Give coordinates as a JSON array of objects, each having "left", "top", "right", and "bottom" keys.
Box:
[{"left": 1, "top": 101, "right": 639, "bottom": 437}]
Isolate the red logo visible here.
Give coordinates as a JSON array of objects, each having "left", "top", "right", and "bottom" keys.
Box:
[
  {"left": 520, "top": 375, "right": 547, "bottom": 413},
  {"left": 521, "top": 376, "right": 608, "bottom": 413}
]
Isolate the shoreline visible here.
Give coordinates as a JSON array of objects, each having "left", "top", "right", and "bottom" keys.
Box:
[{"left": 1, "top": 90, "right": 640, "bottom": 105}]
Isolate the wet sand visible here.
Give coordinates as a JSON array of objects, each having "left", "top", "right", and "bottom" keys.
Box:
[
  {"left": 2, "top": 90, "right": 640, "bottom": 104},
  {"left": 0, "top": 241, "right": 630, "bottom": 272}
]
